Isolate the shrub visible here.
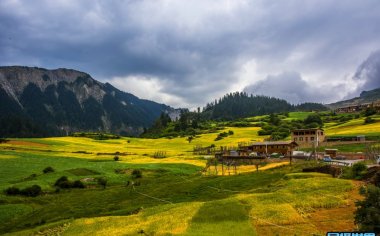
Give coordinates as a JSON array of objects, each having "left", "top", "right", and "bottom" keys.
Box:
[
  {"left": 132, "top": 169, "right": 142, "bottom": 179},
  {"left": 364, "top": 107, "right": 377, "bottom": 117},
  {"left": 4, "top": 185, "right": 42, "bottom": 197},
  {"left": 304, "top": 114, "right": 323, "bottom": 126},
  {"left": 4, "top": 186, "right": 20, "bottom": 195},
  {"left": 355, "top": 185, "right": 380, "bottom": 233},
  {"left": 54, "top": 176, "right": 72, "bottom": 188},
  {"left": 97, "top": 177, "right": 107, "bottom": 189},
  {"left": 375, "top": 172, "right": 380, "bottom": 188},
  {"left": 228, "top": 130, "right": 234, "bottom": 135},
  {"left": 43, "top": 166, "right": 55, "bottom": 174},
  {"left": 352, "top": 162, "right": 368, "bottom": 179},
  {"left": 20, "top": 185, "right": 42, "bottom": 197},
  {"left": 258, "top": 130, "right": 272, "bottom": 136},
  {"left": 114, "top": 156, "right": 119, "bottom": 161},
  {"left": 364, "top": 117, "right": 375, "bottom": 124},
  {"left": 72, "top": 180, "right": 85, "bottom": 189}
]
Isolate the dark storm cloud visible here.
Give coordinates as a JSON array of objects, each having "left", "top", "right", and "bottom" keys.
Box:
[
  {"left": 243, "top": 71, "right": 344, "bottom": 104},
  {"left": 353, "top": 50, "right": 380, "bottom": 92},
  {"left": 1, "top": 0, "right": 380, "bottom": 107}
]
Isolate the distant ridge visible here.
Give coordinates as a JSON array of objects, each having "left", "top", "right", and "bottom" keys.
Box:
[
  {"left": 0, "top": 66, "right": 173, "bottom": 137},
  {"left": 201, "top": 92, "right": 328, "bottom": 120},
  {"left": 328, "top": 88, "right": 380, "bottom": 109}
]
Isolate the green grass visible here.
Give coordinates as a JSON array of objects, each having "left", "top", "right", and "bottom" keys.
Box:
[
  {"left": 0, "top": 115, "right": 370, "bottom": 235},
  {"left": 184, "top": 199, "right": 257, "bottom": 235},
  {"left": 285, "top": 112, "right": 314, "bottom": 120}
]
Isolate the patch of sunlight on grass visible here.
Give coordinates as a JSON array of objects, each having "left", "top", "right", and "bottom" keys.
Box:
[
  {"left": 62, "top": 202, "right": 203, "bottom": 236},
  {"left": 325, "top": 118, "right": 380, "bottom": 136},
  {"left": 249, "top": 203, "right": 305, "bottom": 225},
  {"left": 0, "top": 154, "right": 18, "bottom": 159},
  {"left": 207, "top": 161, "right": 290, "bottom": 176},
  {"left": 259, "top": 162, "right": 290, "bottom": 170}
]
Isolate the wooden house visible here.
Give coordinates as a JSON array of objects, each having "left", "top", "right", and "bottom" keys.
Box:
[{"left": 245, "top": 141, "right": 298, "bottom": 156}]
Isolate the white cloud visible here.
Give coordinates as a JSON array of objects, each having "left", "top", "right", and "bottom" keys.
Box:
[
  {"left": 243, "top": 71, "right": 356, "bottom": 104},
  {"left": 106, "top": 75, "right": 187, "bottom": 108}
]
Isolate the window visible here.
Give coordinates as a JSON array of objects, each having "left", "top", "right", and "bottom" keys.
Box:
[
  {"left": 299, "top": 137, "right": 303, "bottom": 141},
  {"left": 294, "top": 138, "right": 297, "bottom": 142},
  {"left": 311, "top": 137, "right": 314, "bottom": 141}
]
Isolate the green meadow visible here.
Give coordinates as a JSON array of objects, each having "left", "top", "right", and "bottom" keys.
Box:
[{"left": 1, "top": 111, "right": 377, "bottom": 235}]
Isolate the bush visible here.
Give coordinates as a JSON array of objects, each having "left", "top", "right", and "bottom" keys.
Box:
[
  {"left": 43, "top": 166, "right": 55, "bottom": 174},
  {"left": 132, "top": 169, "right": 142, "bottom": 179},
  {"left": 375, "top": 172, "right": 380, "bottom": 188},
  {"left": 97, "top": 177, "right": 107, "bottom": 189},
  {"left": 364, "top": 107, "right": 377, "bottom": 117},
  {"left": 352, "top": 162, "right": 368, "bottom": 179},
  {"left": 20, "top": 185, "right": 42, "bottom": 197},
  {"left": 355, "top": 185, "right": 380, "bottom": 233},
  {"left": 4, "top": 185, "right": 42, "bottom": 197},
  {"left": 113, "top": 156, "right": 119, "bottom": 161},
  {"left": 304, "top": 114, "right": 323, "bottom": 127},
  {"left": 54, "top": 176, "right": 72, "bottom": 188},
  {"left": 72, "top": 180, "right": 85, "bottom": 189},
  {"left": 364, "top": 117, "right": 375, "bottom": 124},
  {"left": 4, "top": 186, "right": 20, "bottom": 195},
  {"left": 258, "top": 130, "right": 272, "bottom": 136}
]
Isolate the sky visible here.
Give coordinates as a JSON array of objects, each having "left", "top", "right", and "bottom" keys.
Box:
[{"left": 1, "top": 0, "right": 380, "bottom": 109}]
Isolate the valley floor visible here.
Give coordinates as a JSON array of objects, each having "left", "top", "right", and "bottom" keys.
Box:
[{"left": 0, "top": 121, "right": 369, "bottom": 235}]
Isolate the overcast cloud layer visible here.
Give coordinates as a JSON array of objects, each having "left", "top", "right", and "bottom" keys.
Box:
[{"left": 1, "top": 0, "right": 380, "bottom": 108}]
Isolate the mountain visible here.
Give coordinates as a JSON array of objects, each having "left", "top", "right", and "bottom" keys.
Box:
[
  {"left": 328, "top": 87, "right": 380, "bottom": 109},
  {"left": 0, "top": 66, "right": 173, "bottom": 137},
  {"left": 201, "top": 92, "right": 328, "bottom": 120}
]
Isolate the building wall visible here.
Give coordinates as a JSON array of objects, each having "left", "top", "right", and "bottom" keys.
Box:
[
  {"left": 249, "top": 145, "right": 291, "bottom": 155},
  {"left": 291, "top": 130, "right": 325, "bottom": 146}
]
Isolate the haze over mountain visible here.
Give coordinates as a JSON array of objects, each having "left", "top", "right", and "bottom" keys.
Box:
[
  {"left": 328, "top": 88, "right": 380, "bottom": 109},
  {"left": 0, "top": 66, "right": 172, "bottom": 137}
]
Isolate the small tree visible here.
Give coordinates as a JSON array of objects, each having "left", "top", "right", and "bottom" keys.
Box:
[
  {"left": 4, "top": 186, "right": 20, "bottom": 195},
  {"left": 364, "top": 117, "right": 375, "bottom": 124},
  {"left": 304, "top": 114, "right": 323, "bottom": 127},
  {"left": 114, "top": 156, "right": 120, "bottom": 161},
  {"left": 187, "top": 136, "right": 194, "bottom": 143},
  {"left": 132, "top": 169, "right": 142, "bottom": 179},
  {"left": 20, "top": 185, "right": 42, "bottom": 197},
  {"left": 355, "top": 185, "right": 380, "bottom": 233},
  {"left": 364, "top": 107, "right": 377, "bottom": 117},
  {"left": 72, "top": 180, "right": 85, "bottom": 189},
  {"left": 54, "top": 176, "right": 72, "bottom": 188},
  {"left": 97, "top": 177, "right": 107, "bottom": 189},
  {"left": 43, "top": 166, "right": 55, "bottom": 174},
  {"left": 352, "top": 162, "right": 367, "bottom": 179}
]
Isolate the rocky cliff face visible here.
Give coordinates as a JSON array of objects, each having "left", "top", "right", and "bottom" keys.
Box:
[{"left": 0, "top": 66, "right": 173, "bottom": 137}]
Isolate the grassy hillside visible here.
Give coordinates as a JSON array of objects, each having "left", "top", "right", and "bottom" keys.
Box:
[{"left": 2, "top": 111, "right": 378, "bottom": 235}]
